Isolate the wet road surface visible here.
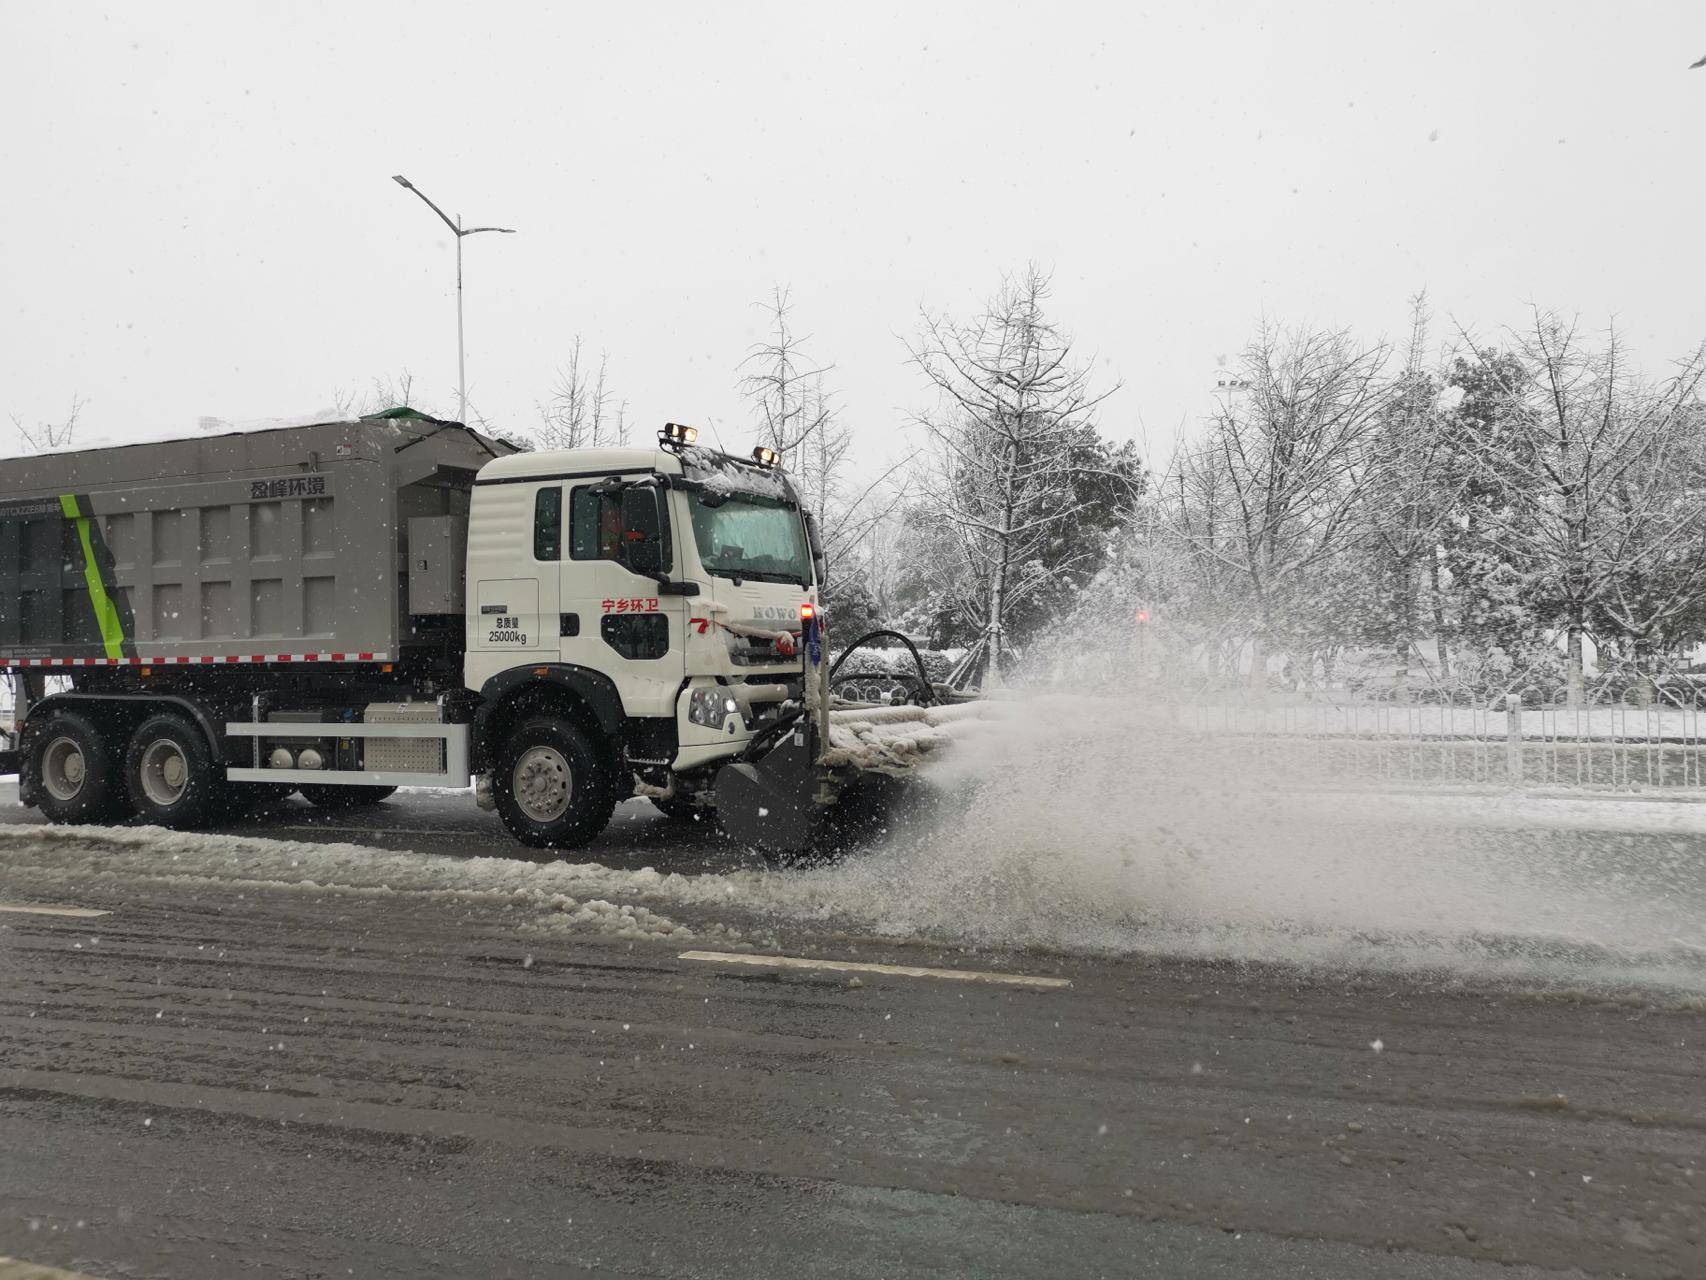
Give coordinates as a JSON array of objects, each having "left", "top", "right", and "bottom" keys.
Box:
[{"left": 1, "top": 784, "right": 1703, "bottom": 1277}]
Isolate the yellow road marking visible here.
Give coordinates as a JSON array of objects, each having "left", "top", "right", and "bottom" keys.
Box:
[
  {"left": 0, "top": 1257, "right": 109, "bottom": 1280},
  {"left": 679, "top": 950, "right": 1070, "bottom": 989},
  {"left": 0, "top": 903, "right": 112, "bottom": 919}
]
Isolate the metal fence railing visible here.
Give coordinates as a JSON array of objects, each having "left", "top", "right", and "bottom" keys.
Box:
[{"left": 1161, "top": 678, "right": 1706, "bottom": 792}]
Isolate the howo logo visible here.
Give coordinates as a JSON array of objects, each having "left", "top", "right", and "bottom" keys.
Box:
[{"left": 749, "top": 605, "right": 800, "bottom": 622}]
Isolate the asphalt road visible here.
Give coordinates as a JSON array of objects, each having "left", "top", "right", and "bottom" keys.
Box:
[{"left": 1, "top": 784, "right": 1703, "bottom": 1278}]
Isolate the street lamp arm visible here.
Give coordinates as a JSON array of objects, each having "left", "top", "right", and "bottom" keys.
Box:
[
  {"left": 391, "top": 175, "right": 462, "bottom": 236},
  {"left": 388, "top": 173, "right": 515, "bottom": 426}
]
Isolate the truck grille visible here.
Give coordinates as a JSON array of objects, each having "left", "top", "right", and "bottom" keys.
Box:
[{"left": 729, "top": 638, "right": 791, "bottom": 667}]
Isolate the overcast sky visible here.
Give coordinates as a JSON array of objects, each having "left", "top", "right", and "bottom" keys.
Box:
[{"left": 3, "top": 1, "right": 1702, "bottom": 468}]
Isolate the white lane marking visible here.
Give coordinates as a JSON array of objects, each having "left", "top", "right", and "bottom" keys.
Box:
[
  {"left": 679, "top": 950, "right": 1070, "bottom": 989},
  {"left": 0, "top": 903, "right": 112, "bottom": 919},
  {"left": 0, "top": 1256, "right": 109, "bottom": 1280},
  {"left": 267, "top": 825, "right": 493, "bottom": 838}
]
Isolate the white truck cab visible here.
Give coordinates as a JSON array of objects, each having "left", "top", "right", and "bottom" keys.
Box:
[{"left": 463, "top": 430, "right": 822, "bottom": 845}]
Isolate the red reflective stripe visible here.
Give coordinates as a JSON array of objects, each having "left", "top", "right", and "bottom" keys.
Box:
[{"left": 0, "top": 650, "right": 394, "bottom": 665}]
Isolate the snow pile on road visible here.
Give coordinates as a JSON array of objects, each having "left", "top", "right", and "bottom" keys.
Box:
[
  {"left": 0, "top": 824, "right": 715, "bottom": 945},
  {"left": 822, "top": 701, "right": 1005, "bottom": 773}
]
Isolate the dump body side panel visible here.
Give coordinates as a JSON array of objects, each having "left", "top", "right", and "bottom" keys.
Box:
[{"left": 0, "top": 420, "right": 504, "bottom": 668}]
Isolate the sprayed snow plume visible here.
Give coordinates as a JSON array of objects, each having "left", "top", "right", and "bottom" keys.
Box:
[{"left": 796, "top": 693, "right": 1706, "bottom": 993}]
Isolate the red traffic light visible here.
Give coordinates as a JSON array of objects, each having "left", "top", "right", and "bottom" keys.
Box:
[{"left": 1135, "top": 608, "right": 1151, "bottom": 624}]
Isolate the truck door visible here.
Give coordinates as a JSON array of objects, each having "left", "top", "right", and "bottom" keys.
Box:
[
  {"left": 471, "top": 482, "right": 561, "bottom": 663},
  {"left": 558, "top": 482, "right": 686, "bottom": 718}
]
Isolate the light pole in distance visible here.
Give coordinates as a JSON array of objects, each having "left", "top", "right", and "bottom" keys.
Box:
[{"left": 391, "top": 175, "right": 515, "bottom": 423}]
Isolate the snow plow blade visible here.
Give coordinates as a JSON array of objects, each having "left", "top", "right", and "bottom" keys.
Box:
[
  {"left": 714, "top": 701, "right": 998, "bottom": 862},
  {"left": 713, "top": 730, "right": 822, "bottom": 857}
]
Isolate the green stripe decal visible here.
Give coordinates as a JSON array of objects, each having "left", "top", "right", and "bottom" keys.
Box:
[{"left": 59, "top": 493, "right": 127, "bottom": 660}]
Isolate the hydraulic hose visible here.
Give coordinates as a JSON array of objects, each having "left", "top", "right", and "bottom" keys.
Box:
[
  {"left": 828, "top": 630, "right": 937, "bottom": 707},
  {"left": 737, "top": 629, "right": 936, "bottom": 764}
]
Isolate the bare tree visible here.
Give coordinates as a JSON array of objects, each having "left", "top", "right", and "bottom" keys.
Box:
[
  {"left": 739, "top": 287, "right": 833, "bottom": 466},
  {"left": 739, "top": 289, "right": 910, "bottom": 598},
  {"left": 1164, "top": 320, "right": 1390, "bottom": 686},
  {"left": 1356, "top": 292, "right": 1467, "bottom": 699},
  {"left": 1453, "top": 311, "right": 1706, "bottom": 701},
  {"left": 10, "top": 395, "right": 85, "bottom": 453},
  {"left": 331, "top": 370, "right": 431, "bottom": 418},
  {"left": 796, "top": 374, "right": 849, "bottom": 529},
  {"left": 536, "top": 337, "right": 628, "bottom": 450},
  {"left": 1153, "top": 429, "right": 1261, "bottom": 679},
  {"left": 905, "top": 265, "right": 1120, "bottom": 681},
  {"left": 1594, "top": 403, "right": 1706, "bottom": 681}
]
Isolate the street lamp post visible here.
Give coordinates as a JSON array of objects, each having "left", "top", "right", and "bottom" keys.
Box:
[{"left": 391, "top": 175, "right": 515, "bottom": 424}]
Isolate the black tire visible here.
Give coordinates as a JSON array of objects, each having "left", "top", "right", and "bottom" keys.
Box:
[
  {"left": 650, "top": 795, "right": 709, "bottom": 823},
  {"left": 493, "top": 718, "right": 615, "bottom": 850},
  {"left": 30, "top": 709, "right": 129, "bottom": 825},
  {"left": 124, "top": 713, "right": 226, "bottom": 829},
  {"left": 299, "top": 784, "right": 397, "bottom": 810}
]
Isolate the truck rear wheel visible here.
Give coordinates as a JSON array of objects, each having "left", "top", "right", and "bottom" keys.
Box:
[
  {"left": 493, "top": 718, "right": 615, "bottom": 850},
  {"left": 32, "top": 709, "right": 128, "bottom": 825},
  {"left": 125, "top": 713, "right": 225, "bottom": 829},
  {"left": 299, "top": 784, "right": 397, "bottom": 810}
]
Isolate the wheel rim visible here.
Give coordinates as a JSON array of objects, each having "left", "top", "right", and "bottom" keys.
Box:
[
  {"left": 138, "top": 738, "right": 191, "bottom": 808},
  {"left": 42, "top": 736, "right": 87, "bottom": 802},
  {"left": 513, "top": 745, "right": 572, "bottom": 823}
]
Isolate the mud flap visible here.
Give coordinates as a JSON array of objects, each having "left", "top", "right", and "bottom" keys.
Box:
[{"left": 714, "top": 730, "right": 824, "bottom": 857}]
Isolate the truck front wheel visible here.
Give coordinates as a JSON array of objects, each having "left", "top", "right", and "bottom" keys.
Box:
[
  {"left": 125, "top": 713, "right": 225, "bottom": 829},
  {"left": 493, "top": 718, "right": 615, "bottom": 851},
  {"left": 31, "top": 709, "right": 129, "bottom": 825}
]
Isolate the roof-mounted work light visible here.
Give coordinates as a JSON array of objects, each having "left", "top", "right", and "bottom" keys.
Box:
[
  {"left": 752, "top": 445, "right": 779, "bottom": 468},
  {"left": 661, "top": 422, "right": 699, "bottom": 446}
]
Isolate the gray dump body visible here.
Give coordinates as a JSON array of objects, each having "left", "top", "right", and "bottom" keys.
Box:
[{"left": 0, "top": 417, "right": 512, "bottom": 668}]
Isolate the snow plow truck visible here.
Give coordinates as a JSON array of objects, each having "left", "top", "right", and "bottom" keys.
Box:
[{"left": 0, "top": 413, "right": 981, "bottom": 859}]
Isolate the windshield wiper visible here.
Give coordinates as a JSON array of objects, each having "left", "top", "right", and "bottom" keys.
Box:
[{"left": 715, "top": 568, "right": 805, "bottom": 585}]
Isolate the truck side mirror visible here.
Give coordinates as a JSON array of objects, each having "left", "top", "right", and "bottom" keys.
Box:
[
  {"left": 620, "top": 487, "right": 664, "bottom": 577},
  {"left": 804, "top": 510, "right": 827, "bottom": 584}
]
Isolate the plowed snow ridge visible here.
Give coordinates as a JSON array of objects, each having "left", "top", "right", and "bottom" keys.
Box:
[{"left": 4, "top": 695, "right": 1705, "bottom": 990}]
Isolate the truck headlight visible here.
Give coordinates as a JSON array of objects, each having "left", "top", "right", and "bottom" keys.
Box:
[{"left": 688, "top": 688, "right": 743, "bottom": 729}]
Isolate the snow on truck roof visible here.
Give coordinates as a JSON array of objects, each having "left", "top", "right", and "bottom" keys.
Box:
[
  {"left": 477, "top": 446, "right": 685, "bottom": 480},
  {"left": 1, "top": 406, "right": 511, "bottom": 462},
  {"left": 478, "top": 441, "right": 796, "bottom": 502}
]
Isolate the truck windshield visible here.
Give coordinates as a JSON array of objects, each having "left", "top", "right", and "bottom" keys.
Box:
[{"left": 687, "top": 491, "right": 811, "bottom": 585}]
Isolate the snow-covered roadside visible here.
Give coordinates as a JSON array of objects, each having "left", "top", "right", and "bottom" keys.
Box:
[
  {"left": 1246, "top": 787, "right": 1706, "bottom": 836},
  {"left": 8, "top": 690, "right": 1706, "bottom": 992},
  {"left": 0, "top": 824, "right": 733, "bottom": 947}
]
